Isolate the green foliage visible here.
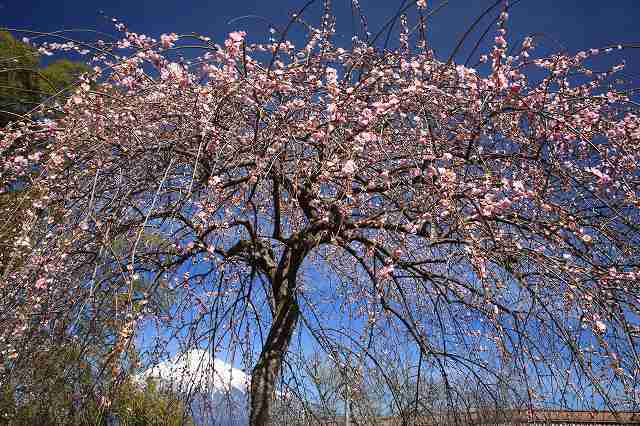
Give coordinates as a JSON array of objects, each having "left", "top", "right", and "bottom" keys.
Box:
[
  {"left": 0, "top": 30, "right": 39, "bottom": 124},
  {"left": 38, "top": 59, "right": 89, "bottom": 96},
  {"left": 0, "top": 30, "right": 89, "bottom": 126},
  {"left": 0, "top": 346, "right": 193, "bottom": 425},
  {"left": 0, "top": 346, "right": 95, "bottom": 425},
  {"left": 108, "top": 378, "right": 195, "bottom": 426}
]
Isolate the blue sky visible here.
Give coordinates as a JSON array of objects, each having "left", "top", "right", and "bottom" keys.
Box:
[{"left": 2, "top": 0, "right": 639, "bottom": 71}]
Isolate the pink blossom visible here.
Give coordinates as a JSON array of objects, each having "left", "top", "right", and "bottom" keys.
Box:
[
  {"left": 494, "top": 36, "right": 507, "bottom": 47},
  {"left": 594, "top": 320, "right": 607, "bottom": 334},
  {"left": 378, "top": 264, "right": 394, "bottom": 278},
  {"left": 587, "top": 167, "right": 611, "bottom": 185},
  {"left": 160, "top": 32, "right": 178, "bottom": 48},
  {"left": 35, "top": 278, "right": 48, "bottom": 290},
  {"left": 2, "top": 16, "right": 639, "bottom": 418},
  {"left": 342, "top": 159, "right": 357, "bottom": 174},
  {"left": 229, "top": 31, "right": 246, "bottom": 43}
]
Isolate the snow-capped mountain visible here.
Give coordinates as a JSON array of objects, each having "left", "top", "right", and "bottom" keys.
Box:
[
  {"left": 139, "top": 348, "right": 250, "bottom": 393},
  {"left": 138, "top": 349, "right": 250, "bottom": 425}
]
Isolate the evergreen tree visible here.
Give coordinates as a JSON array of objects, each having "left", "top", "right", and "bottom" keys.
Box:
[{"left": 0, "top": 30, "right": 89, "bottom": 126}]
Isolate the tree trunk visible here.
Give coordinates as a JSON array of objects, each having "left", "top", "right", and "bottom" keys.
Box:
[
  {"left": 249, "top": 292, "right": 299, "bottom": 425},
  {"left": 248, "top": 239, "right": 308, "bottom": 425}
]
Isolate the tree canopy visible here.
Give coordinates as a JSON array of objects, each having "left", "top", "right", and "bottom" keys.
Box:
[{"left": 1, "top": 2, "right": 639, "bottom": 425}]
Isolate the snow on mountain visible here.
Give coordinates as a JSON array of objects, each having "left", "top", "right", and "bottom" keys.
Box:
[
  {"left": 138, "top": 349, "right": 250, "bottom": 425},
  {"left": 138, "top": 348, "right": 250, "bottom": 394}
]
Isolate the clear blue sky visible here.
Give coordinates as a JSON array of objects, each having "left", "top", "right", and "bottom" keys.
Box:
[{"left": 2, "top": 0, "right": 639, "bottom": 70}]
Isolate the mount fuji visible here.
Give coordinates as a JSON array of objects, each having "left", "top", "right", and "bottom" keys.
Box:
[{"left": 138, "top": 349, "right": 251, "bottom": 425}]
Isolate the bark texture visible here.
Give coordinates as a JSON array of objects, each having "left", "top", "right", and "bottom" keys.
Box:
[{"left": 249, "top": 245, "right": 305, "bottom": 425}]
